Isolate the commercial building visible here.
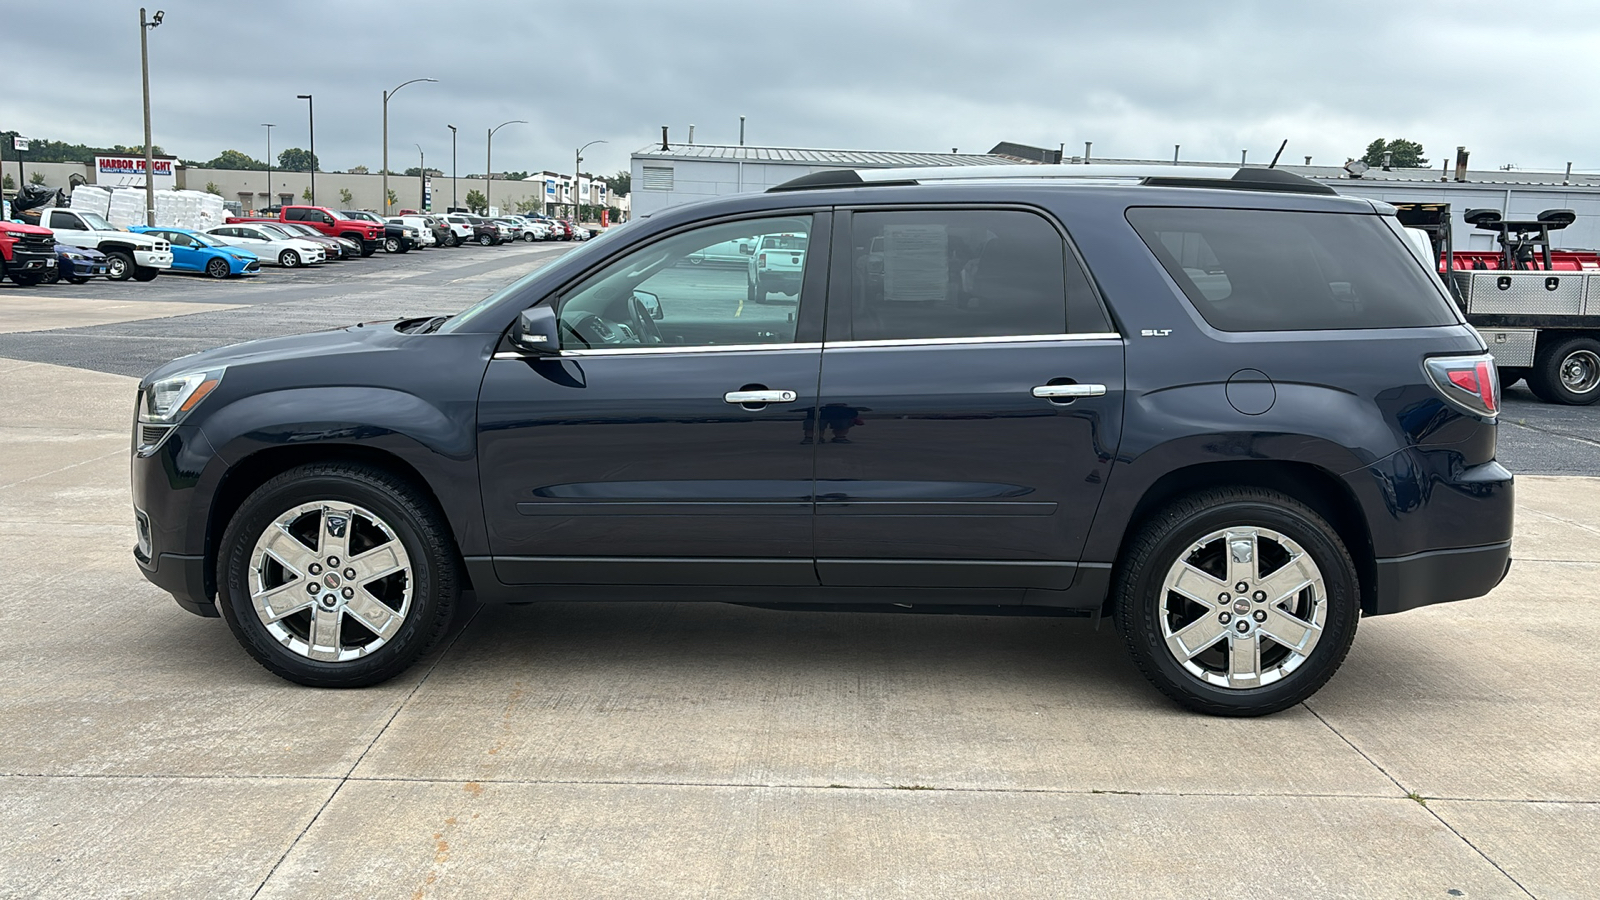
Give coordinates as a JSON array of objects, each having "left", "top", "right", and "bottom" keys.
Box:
[{"left": 631, "top": 140, "right": 1600, "bottom": 250}]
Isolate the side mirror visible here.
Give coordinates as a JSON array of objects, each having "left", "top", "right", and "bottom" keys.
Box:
[
  {"left": 739, "top": 243, "right": 753, "bottom": 255},
  {"left": 511, "top": 305, "right": 559, "bottom": 354},
  {"left": 633, "top": 290, "right": 663, "bottom": 320}
]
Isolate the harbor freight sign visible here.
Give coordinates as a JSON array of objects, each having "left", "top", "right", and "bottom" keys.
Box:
[{"left": 95, "top": 155, "right": 176, "bottom": 189}]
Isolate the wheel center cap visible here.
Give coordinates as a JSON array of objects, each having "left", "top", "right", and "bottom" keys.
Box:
[
  {"left": 1232, "top": 598, "right": 1251, "bottom": 615},
  {"left": 323, "top": 573, "right": 341, "bottom": 589}
]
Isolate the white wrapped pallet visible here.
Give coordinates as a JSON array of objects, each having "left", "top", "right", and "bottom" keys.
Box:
[
  {"left": 70, "top": 185, "right": 113, "bottom": 218},
  {"left": 106, "top": 188, "right": 146, "bottom": 227}
]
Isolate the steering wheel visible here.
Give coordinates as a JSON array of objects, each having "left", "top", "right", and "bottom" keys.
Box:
[
  {"left": 563, "top": 312, "right": 618, "bottom": 348},
  {"left": 628, "top": 295, "right": 664, "bottom": 344}
]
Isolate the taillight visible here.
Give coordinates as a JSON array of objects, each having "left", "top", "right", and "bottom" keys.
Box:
[
  {"left": 758, "top": 252, "right": 767, "bottom": 267},
  {"left": 1424, "top": 354, "right": 1499, "bottom": 418}
]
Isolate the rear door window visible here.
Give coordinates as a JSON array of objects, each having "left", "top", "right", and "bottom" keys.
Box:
[
  {"left": 1127, "top": 207, "right": 1457, "bottom": 331},
  {"left": 844, "top": 209, "right": 1109, "bottom": 340}
]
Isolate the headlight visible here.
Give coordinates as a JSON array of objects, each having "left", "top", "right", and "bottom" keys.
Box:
[
  {"left": 63, "top": 252, "right": 85, "bottom": 260},
  {"left": 139, "top": 367, "right": 226, "bottom": 425}
]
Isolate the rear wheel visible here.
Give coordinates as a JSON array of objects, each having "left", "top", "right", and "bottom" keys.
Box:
[
  {"left": 1115, "top": 487, "right": 1359, "bottom": 717},
  {"left": 1528, "top": 336, "right": 1600, "bottom": 405},
  {"left": 217, "top": 463, "right": 460, "bottom": 688},
  {"left": 279, "top": 249, "right": 302, "bottom": 268},
  {"left": 132, "top": 266, "right": 160, "bottom": 282},
  {"left": 478, "top": 233, "right": 492, "bottom": 246},
  {"left": 105, "top": 251, "right": 135, "bottom": 281},
  {"left": 205, "top": 257, "right": 232, "bottom": 279},
  {"left": 523, "top": 232, "right": 536, "bottom": 242}
]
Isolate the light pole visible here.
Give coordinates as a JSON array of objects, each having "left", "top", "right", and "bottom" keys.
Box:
[
  {"left": 382, "top": 77, "right": 436, "bottom": 214},
  {"left": 260, "top": 123, "right": 274, "bottom": 212},
  {"left": 139, "top": 8, "right": 164, "bottom": 226},
  {"left": 415, "top": 144, "right": 425, "bottom": 211},
  {"left": 296, "top": 93, "right": 315, "bottom": 204},
  {"left": 576, "top": 139, "right": 606, "bottom": 223},
  {"left": 485, "top": 119, "right": 526, "bottom": 214},
  {"left": 446, "top": 124, "right": 457, "bottom": 212}
]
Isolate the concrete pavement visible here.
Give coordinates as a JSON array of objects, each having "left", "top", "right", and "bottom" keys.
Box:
[{"left": 2, "top": 355, "right": 1596, "bottom": 899}]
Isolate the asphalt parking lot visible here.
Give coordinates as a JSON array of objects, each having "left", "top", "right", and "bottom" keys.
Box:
[{"left": 3, "top": 243, "right": 1599, "bottom": 898}]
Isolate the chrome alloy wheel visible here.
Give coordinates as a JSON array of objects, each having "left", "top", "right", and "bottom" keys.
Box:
[
  {"left": 248, "top": 501, "right": 413, "bottom": 662},
  {"left": 1159, "top": 526, "right": 1325, "bottom": 689},
  {"left": 1560, "top": 349, "right": 1600, "bottom": 395}
]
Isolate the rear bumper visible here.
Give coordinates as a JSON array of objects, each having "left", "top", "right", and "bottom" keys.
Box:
[{"left": 1371, "top": 541, "right": 1512, "bottom": 616}]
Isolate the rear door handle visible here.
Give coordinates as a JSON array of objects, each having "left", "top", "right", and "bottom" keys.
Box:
[
  {"left": 1032, "top": 384, "right": 1107, "bottom": 399},
  {"left": 724, "top": 389, "right": 798, "bottom": 404}
]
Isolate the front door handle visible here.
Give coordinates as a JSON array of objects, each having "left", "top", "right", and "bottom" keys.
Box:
[
  {"left": 724, "top": 389, "right": 798, "bottom": 404},
  {"left": 1032, "top": 383, "right": 1107, "bottom": 400}
]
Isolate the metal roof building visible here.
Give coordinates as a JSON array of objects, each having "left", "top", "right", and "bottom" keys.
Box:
[{"left": 631, "top": 139, "right": 1600, "bottom": 249}]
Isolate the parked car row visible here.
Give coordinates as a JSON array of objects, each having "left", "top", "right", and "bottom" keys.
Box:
[{"left": 2, "top": 201, "right": 604, "bottom": 287}]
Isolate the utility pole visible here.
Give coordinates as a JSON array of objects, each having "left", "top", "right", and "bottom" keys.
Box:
[
  {"left": 416, "top": 144, "right": 425, "bottom": 211},
  {"left": 382, "top": 77, "right": 436, "bottom": 213},
  {"left": 576, "top": 139, "right": 606, "bottom": 224},
  {"left": 297, "top": 94, "right": 315, "bottom": 203},
  {"left": 446, "top": 124, "right": 457, "bottom": 211},
  {"left": 139, "top": 8, "right": 164, "bottom": 226},
  {"left": 739, "top": 115, "right": 745, "bottom": 146},
  {"left": 486, "top": 119, "right": 526, "bottom": 214},
  {"left": 261, "top": 123, "right": 274, "bottom": 212}
]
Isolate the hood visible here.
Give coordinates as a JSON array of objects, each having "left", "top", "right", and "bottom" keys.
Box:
[
  {"left": 0, "top": 221, "right": 54, "bottom": 236},
  {"left": 56, "top": 243, "right": 108, "bottom": 259},
  {"left": 141, "top": 320, "right": 399, "bottom": 387}
]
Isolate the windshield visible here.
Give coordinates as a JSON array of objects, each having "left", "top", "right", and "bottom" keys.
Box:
[
  {"left": 80, "top": 212, "right": 115, "bottom": 231},
  {"left": 188, "top": 232, "right": 224, "bottom": 248},
  {"left": 436, "top": 218, "right": 644, "bottom": 334},
  {"left": 257, "top": 224, "right": 295, "bottom": 239}
]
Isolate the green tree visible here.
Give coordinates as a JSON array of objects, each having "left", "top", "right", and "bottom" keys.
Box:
[
  {"left": 385, "top": 189, "right": 398, "bottom": 207},
  {"left": 514, "top": 196, "right": 540, "bottom": 214},
  {"left": 601, "top": 170, "right": 630, "bottom": 197},
  {"left": 277, "top": 147, "right": 319, "bottom": 172},
  {"left": 348, "top": 165, "right": 369, "bottom": 174},
  {"left": 1361, "top": 138, "right": 1428, "bottom": 168},
  {"left": 2, "top": 173, "right": 12, "bottom": 190},
  {"left": 302, "top": 186, "right": 314, "bottom": 202},
  {"left": 204, "top": 181, "right": 222, "bottom": 196},
  {"left": 29, "top": 171, "right": 45, "bottom": 185},
  {"left": 205, "top": 149, "right": 266, "bottom": 170},
  {"left": 339, "top": 187, "right": 354, "bottom": 206},
  {"left": 501, "top": 170, "right": 530, "bottom": 182},
  {"left": 465, "top": 188, "right": 487, "bottom": 214}
]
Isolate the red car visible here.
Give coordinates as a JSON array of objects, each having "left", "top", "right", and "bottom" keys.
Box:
[{"left": 227, "top": 206, "right": 382, "bottom": 256}]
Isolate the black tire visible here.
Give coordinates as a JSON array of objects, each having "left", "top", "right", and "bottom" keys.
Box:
[
  {"left": 1114, "top": 487, "right": 1359, "bottom": 717},
  {"left": 217, "top": 462, "right": 461, "bottom": 688},
  {"left": 43, "top": 266, "right": 62, "bottom": 285},
  {"left": 132, "top": 266, "right": 160, "bottom": 282},
  {"left": 523, "top": 232, "right": 536, "bottom": 243},
  {"left": 360, "top": 243, "right": 377, "bottom": 258},
  {"left": 204, "top": 257, "right": 231, "bottom": 279},
  {"left": 384, "top": 236, "right": 401, "bottom": 253},
  {"left": 1527, "top": 336, "right": 1600, "bottom": 406},
  {"left": 105, "top": 250, "right": 135, "bottom": 281},
  {"left": 279, "top": 249, "right": 302, "bottom": 268},
  {"left": 10, "top": 271, "right": 45, "bottom": 286},
  {"left": 746, "top": 280, "right": 757, "bottom": 304},
  {"left": 68, "top": 276, "right": 91, "bottom": 284},
  {"left": 478, "top": 234, "right": 492, "bottom": 247},
  {"left": 445, "top": 233, "right": 459, "bottom": 247}
]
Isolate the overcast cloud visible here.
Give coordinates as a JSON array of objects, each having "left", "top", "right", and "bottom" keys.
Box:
[{"left": 6, "top": 0, "right": 1597, "bottom": 177}]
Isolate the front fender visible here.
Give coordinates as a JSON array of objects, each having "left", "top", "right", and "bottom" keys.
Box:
[{"left": 194, "top": 386, "right": 486, "bottom": 555}]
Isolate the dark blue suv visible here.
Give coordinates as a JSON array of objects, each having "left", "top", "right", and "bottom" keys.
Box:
[{"left": 131, "top": 164, "right": 1512, "bottom": 715}]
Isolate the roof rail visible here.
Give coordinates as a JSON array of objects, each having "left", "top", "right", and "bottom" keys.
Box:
[{"left": 768, "top": 163, "right": 1336, "bottom": 196}]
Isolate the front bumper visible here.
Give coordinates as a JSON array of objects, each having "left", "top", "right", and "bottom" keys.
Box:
[
  {"left": 134, "top": 249, "right": 174, "bottom": 269},
  {"left": 61, "top": 257, "right": 108, "bottom": 278},
  {"left": 131, "top": 424, "right": 221, "bottom": 616},
  {"left": 10, "top": 252, "right": 56, "bottom": 271}
]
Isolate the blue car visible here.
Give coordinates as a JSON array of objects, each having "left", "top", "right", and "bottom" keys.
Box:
[
  {"left": 44, "top": 243, "right": 110, "bottom": 284},
  {"left": 130, "top": 226, "right": 260, "bottom": 278}
]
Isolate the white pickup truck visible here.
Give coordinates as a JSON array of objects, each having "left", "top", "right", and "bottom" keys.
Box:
[
  {"left": 745, "top": 232, "right": 807, "bottom": 303},
  {"left": 37, "top": 208, "right": 173, "bottom": 281}
]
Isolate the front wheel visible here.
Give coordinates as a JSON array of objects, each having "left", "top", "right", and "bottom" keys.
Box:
[
  {"left": 132, "top": 266, "right": 160, "bottom": 282},
  {"left": 383, "top": 237, "right": 401, "bottom": 253},
  {"left": 105, "top": 251, "right": 135, "bottom": 281},
  {"left": 43, "top": 266, "right": 62, "bottom": 285},
  {"left": 10, "top": 271, "right": 45, "bottom": 286},
  {"left": 1528, "top": 337, "right": 1600, "bottom": 406},
  {"left": 205, "top": 258, "right": 232, "bottom": 279},
  {"left": 523, "top": 232, "right": 536, "bottom": 243},
  {"left": 1115, "top": 487, "right": 1359, "bottom": 717},
  {"left": 279, "top": 249, "right": 302, "bottom": 268},
  {"left": 217, "top": 463, "right": 460, "bottom": 687},
  {"left": 68, "top": 276, "right": 91, "bottom": 284}
]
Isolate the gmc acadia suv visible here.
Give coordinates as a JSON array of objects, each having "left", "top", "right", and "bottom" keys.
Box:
[{"left": 130, "top": 164, "right": 1512, "bottom": 715}]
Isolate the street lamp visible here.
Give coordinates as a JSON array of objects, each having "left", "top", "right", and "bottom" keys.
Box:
[
  {"left": 139, "top": 7, "right": 165, "bottom": 225},
  {"left": 296, "top": 93, "right": 314, "bottom": 204},
  {"left": 486, "top": 119, "right": 526, "bottom": 214},
  {"left": 576, "top": 139, "right": 606, "bottom": 224},
  {"left": 382, "top": 77, "right": 436, "bottom": 213},
  {"left": 446, "top": 124, "right": 457, "bottom": 212},
  {"left": 260, "top": 123, "right": 274, "bottom": 212},
  {"left": 415, "top": 144, "right": 425, "bottom": 212}
]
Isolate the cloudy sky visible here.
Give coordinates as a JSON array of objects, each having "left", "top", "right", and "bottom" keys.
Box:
[{"left": 7, "top": 1, "right": 1597, "bottom": 177}]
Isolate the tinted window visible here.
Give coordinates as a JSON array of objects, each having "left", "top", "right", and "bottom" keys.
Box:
[
  {"left": 559, "top": 216, "right": 811, "bottom": 349},
  {"left": 48, "top": 211, "right": 80, "bottom": 230},
  {"left": 1127, "top": 207, "right": 1457, "bottom": 332},
  {"left": 284, "top": 208, "right": 306, "bottom": 221},
  {"left": 165, "top": 231, "right": 193, "bottom": 247},
  {"left": 847, "top": 210, "right": 1106, "bottom": 340}
]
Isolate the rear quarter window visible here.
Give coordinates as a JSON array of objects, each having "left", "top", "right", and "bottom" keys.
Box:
[{"left": 1127, "top": 207, "right": 1458, "bottom": 331}]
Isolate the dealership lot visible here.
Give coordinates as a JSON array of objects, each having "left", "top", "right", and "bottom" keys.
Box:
[{"left": 3, "top": 242, "right": 1599, "bottom": 897}]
